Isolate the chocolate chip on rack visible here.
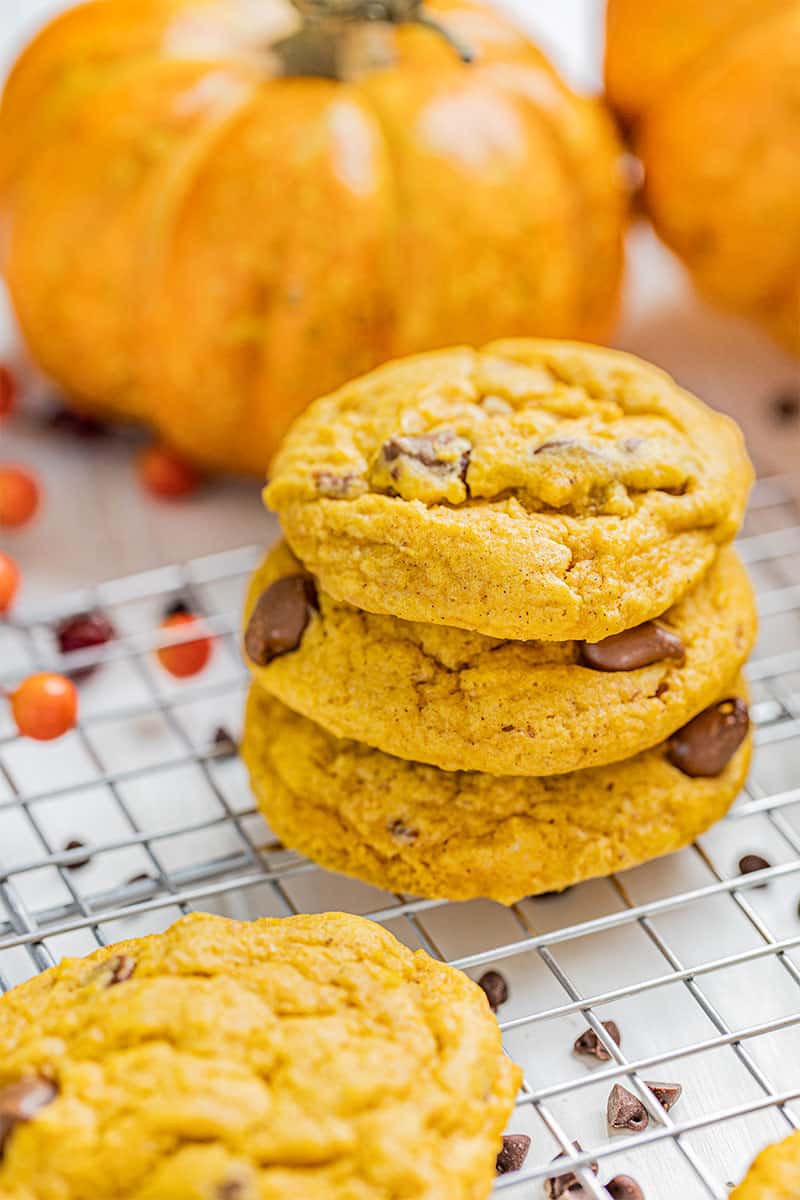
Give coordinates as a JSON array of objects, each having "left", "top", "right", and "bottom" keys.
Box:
[
  {"left": 574, "top": 1019, "right": 621, "bottom": 1060},
  {"left": 212, "top": 726, "right": 238, "bottom": 759},
  {"left": 647, "top": 1082, "right": 682, "bottom": 1111},
  {"left": 496, "top": 1133, "right": 531, "bottom": 1174},
  {"left": 668, "top": 698, "right": 749, "bottom": 777},
  {"left": 63, "top": 838, "right": 91, "bottom": 870},
  {"left": 477, "top": 970, "right": 509, "bottom": 1012},
  {"left": 245, "top": 575, "right": 318, "bottom": 667},
  {"left": 607, "top": 1084, "right": 649, "bottom": 1132},
  {"left": 607, "top": 1175, "right": 645, "bottom": 1199},
  {"left": 544, "top": 1143, "right": 599, "bottom": 1198},
  {"left": 0, "top": 1077, "right": 57, "bottom": 1154},
  {"left": 369, "top": 430, "right": 471, "bottom": 502},
  {"left": 579, "top": 622, "right": 685, "bottom": 672},
  {"left": 738, "top": 853, "right": 770, "bottom": 883}
]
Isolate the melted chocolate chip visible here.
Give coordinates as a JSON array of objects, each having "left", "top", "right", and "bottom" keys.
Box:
[
  {"left": 244, "top": 575, "right": 318, "bottom": 667},
  {"left": 574, "top": 1020, "right": 621, "bottom": 1061},
  {"left": 579, "top": 622, "right": 685, "bottom": 672},
  {"left": 388, "top": 820, "right": 418, "bottom": 845},
  {"left": 372, "top": 431, "right": 471, "bottom": 495},
  {"left": 477, "top": 970, "right": 509, "bottom": 1012},
  {"left": 667, "top": 698, "right": 749, "bottom": 777},
  {"left": 313, "top": 471, "right": 360, "bottom": 498},
  {"left": 544, "top": 1143, "right": 599, "bottom": 1198},
  {"left": 90, "top": 953, "right": 136, "bottom": 988},
  {"left": 0, "top": 1077, "right": 57, "bottom": 1153},
  {"left": 607, "top": 1084, "right": 649, "bottom": 1132},
  {"left": 496, "top": 1133, "right": 531, "bottom": 1174},
  {"left": 607, "top": 1175, "right": 645, "bottom": 1199}
]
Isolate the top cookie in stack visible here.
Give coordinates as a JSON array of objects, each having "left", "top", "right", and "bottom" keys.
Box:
[{"left": 243, "top": 341, "right": 756, "bottom": 904}]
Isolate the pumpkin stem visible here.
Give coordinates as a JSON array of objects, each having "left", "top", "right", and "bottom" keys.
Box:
[{"left": 276, "top": 1, "right": 474, "bottom": 78}]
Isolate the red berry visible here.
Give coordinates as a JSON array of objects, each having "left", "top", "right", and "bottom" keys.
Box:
[
  {"left": 156, "top": 613, "right": 213, "bottom": 678},
  {"left": 0, "top": 465, "right": 41, "bottom": 528},
  {"left": 11, "top": 673, "right": 78, "bottom": 741},
  {"left": 138, "top": 445, "right": 201, "bottom": 500},
  {"left": 56, "top": 611, "right": 116, "bottom": 680},
  {"left": 0, "top": 365, "right": 17, "bottom": 419},
  {"left": 0, "top": 552, "right": 20, "bottom": 613}
]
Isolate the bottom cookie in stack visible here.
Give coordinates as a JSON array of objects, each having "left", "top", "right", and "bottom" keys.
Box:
[{"left": 242, "top": 681, "right": 751, "bottom": 906}]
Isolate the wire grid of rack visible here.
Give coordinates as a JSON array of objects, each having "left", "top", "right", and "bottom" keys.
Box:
[{"left": 1, "top": 476, "right": 800, "bottom": 1198}]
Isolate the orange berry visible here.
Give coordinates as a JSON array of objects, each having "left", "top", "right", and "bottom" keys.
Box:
[
  {"left": 156, "top": 613, "right": 213, "bottom": 679},
  {"left": 11, "top": 673, "right": 78, "bottom": 741},
  {"left": 0, "top": 465, "right": 41, "bottom": 528},
  {"left": 0, "top": 552, "right": 19, "bottom": 613},
  {"left": 0, "top": 365, "right": 16, "bottom": 419},
  {"left": 138, "top": 445, "right": 201, "bottom": 500}
]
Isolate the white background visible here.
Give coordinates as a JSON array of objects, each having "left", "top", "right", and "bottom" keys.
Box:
[{"left": 0, "top": 0, "right": 797, "bottom": 607}]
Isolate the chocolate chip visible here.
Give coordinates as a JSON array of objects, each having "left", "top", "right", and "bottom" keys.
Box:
[
  {"left": 211, "top": 726, "right": 238, "bottom": 758},
  {"left": 738, "top": 853, "right": 770, "bottom": 885},
  {"left": 388, "top": 820, "right": 418, "bottom": 845},
  {"left": 477, "top": 970, "right": 509, "bottom": 1012},
  {"left": 313, "top": 471, "right": 360, "bottom": 498},
  {"left": 89, "top": 953, "right": 136, "bottom": 988},
  {"left": 0, "top": 1077, "right": 57, "bottom": 1153},
  {"left": 534, "top": 438, "right": 582, "bottom": 454},
  {"left": 607, "top": 1176, "right": 645, "bottom": 1199},
  {"left": 216, "top": 1182, "right": 247, "bottom": 1200},
  {"left": 647, "top": 1081, "right": 681, "bottom": 1112},
  {"left": 579, "top": 622, "right": 685, "bottom": 672},
  {"left": 770, "top": 389, "right": 800, "bottom": 425},
  {"left": 496, "top": 1133, "right": 531, "bottom": 1174},
  {"left": 607, "top": 1084, "right": 649, "bottom": 1132},
  {"left": 667, "top": 698, "right": 749, "bottom": 777},
  {"left": 48, "top": 407, "right": 107, "bottom": 438},
  {"left": 56, "top": 610, "right": 116, "bottom": 680},
  {"left": 164, "top": 596, "right": 191, "bottom": 618},
  {"left": 574, "top": 1020, "right": 621, "bottom": 1061},
  {"left": 371, "top": 430, "right": 471, "bottom": 499},
  {"left": 544, "top": 1143, "right": 598, "bottom": 1198},
  {"left": 63, "top": 839, "right": 91, "bottom": 870},
  {"left": 244, "top": 575, "right": 318, "bottom": 667}
]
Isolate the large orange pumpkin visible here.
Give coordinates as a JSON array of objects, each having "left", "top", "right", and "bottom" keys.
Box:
[
  {"left": 606, "top": 0, "right": 800, "bottom": 356},
  {"left": 0, "top": 0, "right": 626, "bottom": 473}
]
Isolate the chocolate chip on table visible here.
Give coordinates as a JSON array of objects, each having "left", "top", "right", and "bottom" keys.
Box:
[
  {"left": 56, "top": 610, "right": 116, "bottom": 680},
  {"left": 646, "top": 1082, "right": 681, "bottom": 1112},
  {"left": 164, "top": 596, "right": 191, "bottom": 618},
  {"left": 544, "top": 1143, "right": 599, "bottom": 1198},
  {"left": 574, "top": 1020, "right": 621, "bottom": 1061},
  {"left": 388, "top": 820, "right": 418, "bottom": 845},
  {"left": 738, "top": 853, "right": 770, "bottom": 886},
  {"left": 63, "top": 838, "right": 91, "bottom": 870},
  {"left": 770, "top": 389, "right": 800, "bottom": 425},
  {"left": 477, "top": 970, "right": 509, "bottom": 1012},
  {"left": 0, "top": 1077, "right": 57, "bottom": 1153},
  {"left": 607, "top": 1084, "right": 649, "bottom": 1132},
  {"left": 496, "top": 1133, "right": 531, "bottom": 1174},
  {"left": 606, "top": 1175, "right": 645, "bottom": 1199},
  {"left": 667, "top": 697, "right": 749, "bottom": 777},
  {"left": 211, "top": 726, "right": 238, "bottom": 758},
  {"left": 244, "top": 575, "right": 318, "bottom": 667},
  {"left": 579, "top": 622, "right": 685, "bottom": 672}
]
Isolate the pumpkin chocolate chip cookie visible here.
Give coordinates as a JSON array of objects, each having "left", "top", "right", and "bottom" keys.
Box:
[
  {"left": 243, "top": 540, "right": 756, "bottom": 776},
  {"left": 242, "top": 683, "right": 751, "bottom": 905},
  {"left": 732, "top": 1132, "right": 800, "bottom": 1200},
  {"left": 0, "top": 911, "right": 520, "bottom": 1200},
  {"left": 266, "top": 340, "right": 753, "bottom": 641}
]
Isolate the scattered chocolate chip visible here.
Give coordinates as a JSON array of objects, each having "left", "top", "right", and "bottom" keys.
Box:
[
  {"left": 607, "top": 1175, "right": 645, "bottom": 1199},
  {"left": 579, "top": 622, "right": 685, "bottom": 672},
  {"left": 211, "top": 726, "right": 238, "bottom": 758},
  {"left": 607, "top": 1084, "right": 649, "bottom": 1132},
  {"left": 313, "top": 470, "right": 360, "bottom": 498},
  {"left": 770, "top": 389, "right": 800, "bottom": 425},
  {"left": 477, "top": 970, "right": 509, "bottom": 1012},
  {"left": 496, "top": 1133, "right": 531, "bottom": 1174},
  {"left": 668, "top": 697, "right": 749, "bottom": 777},
  {"left": 244, "top": 575, "right": 318, "bottom": 666},
  {"left": 544, "top": 1143, "right": 598, "bottom": 1198},
  {"left": 388, "top": 820, "right": 418, "bottom": 845},
  {"left": 63, "top": 839, "right": 91, "bottom": 870},
  {"left": 164, "top": 596, "right": 191, "bottom": 618},
  {"left": 738, "top": 853, "right": 770, "bottom": 885},
  {"left": 574, "top": 1020, "right": 621, "bottom": 1061},
  {"left": 0, "top": 1077, "right": 57, "bottom": 1153},
  {"left": 48, "top": 407, "right": 107, "bottom": 438},
  {"left": 647, "top": 1081, "right": 681, "bottom": 1112},
  {"left": 56, "top": 610, "right": 116, "bottom": 680}
]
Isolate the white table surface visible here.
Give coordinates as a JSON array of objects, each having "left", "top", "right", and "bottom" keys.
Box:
[{"left": 0, "top": 0, "right": 798, "bottom": 608}]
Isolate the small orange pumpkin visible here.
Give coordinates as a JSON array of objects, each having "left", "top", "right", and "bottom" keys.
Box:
[
  {"left": 0, "top": 0, "right": 626, "bottom": 472},
  {"left": 606, "top": 0, "right": 800, "bottom": 356}
]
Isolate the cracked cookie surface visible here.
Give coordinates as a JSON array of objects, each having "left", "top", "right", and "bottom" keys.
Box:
[
  {"left": 266, "top": 340, "right": 753, "bottom": 641},
  {"left": 244, "top": 542, "right": 756, "bottom": 776},
  {"left": 0, "top": 911, "right": 520, "bottom": 1200},
  {"left": 242, "top": 684, "right": 751, "bottom": 906}
]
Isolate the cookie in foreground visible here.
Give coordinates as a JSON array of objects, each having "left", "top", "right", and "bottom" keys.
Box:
[
  {"left": 0, "top": 911, "right": 520, "bottom": 1199},
  {"left": 266, "top": 340, "right": 753, "bottom": 641},
  {"left": 732, "top": 1130, "right": 800, "bottom": 1199},
  {"left": 242, "top": 683, "right": 752, "bottom": 906}
]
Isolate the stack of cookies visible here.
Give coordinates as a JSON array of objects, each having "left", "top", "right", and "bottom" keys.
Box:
[{"left": 242, "top": 340, "right": 757, "bottom": 905}]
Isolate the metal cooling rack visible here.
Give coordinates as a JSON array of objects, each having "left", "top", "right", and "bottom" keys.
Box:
[{"left": 2, "top": 476, "right": 800, "bottom": 1199}]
